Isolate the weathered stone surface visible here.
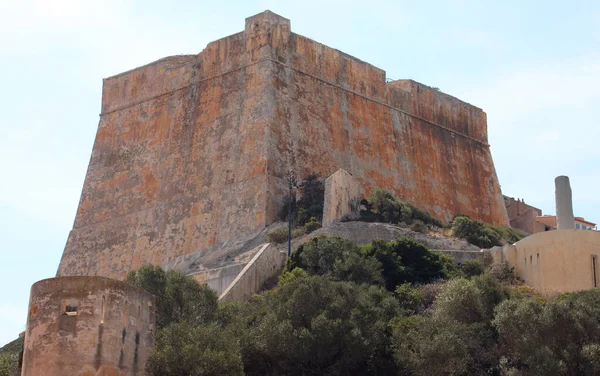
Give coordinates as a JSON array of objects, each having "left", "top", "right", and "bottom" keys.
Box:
[
  {"left": 58, "top": 10, "right": 508, "bottom": 280},
  {"left": 322, "top": 168, "right": 363, "bottom": 226},
  {"left": 555, "top": 175, "right": 575, "bottom": 230},
  {"left": 22, "top": 277, "right": 155, "bottom": 376}
]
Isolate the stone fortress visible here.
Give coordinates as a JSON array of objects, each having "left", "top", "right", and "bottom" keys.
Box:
[
  {"left": 56, "top": 10, "right": 508, "bottom": 283},
  {"left": 19, "top": 10, "right": 600, "bottom": 376}
]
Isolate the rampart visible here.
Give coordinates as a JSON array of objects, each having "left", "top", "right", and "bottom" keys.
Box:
[
  {"left": 21, "top": 276, "right": 155, "bottom": 376},
  {"left": 57, "top": 10, "right": 508, "bottom": 280}
]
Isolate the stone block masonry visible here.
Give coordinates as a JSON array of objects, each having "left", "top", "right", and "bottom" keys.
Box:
[{"left": 57, "top": 10, "right": 509, "bottom": 280}]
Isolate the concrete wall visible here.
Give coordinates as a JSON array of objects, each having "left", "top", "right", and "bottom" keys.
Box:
[
  {"left": 219, "top": 244, "right": 286, "bottom": 302},
  {"left": 490, "top": 230, "right": 600, "bottom": 293},
  {"left": 191, "top": 263, "right": 246, "bottom": 297},
  {"left": 322, "top": 169, "right": 363, "bottom": 226},
  {"left": 22, "top": 277, "right": 155, "bottom": 376}
]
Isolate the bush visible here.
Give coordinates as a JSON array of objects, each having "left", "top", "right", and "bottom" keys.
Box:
[
  {"left": 392, "top": 315, "right": 498, "bottom": 376},
  {"left": 241, "top": 276, "right": 401, "bottom": 375},
  {"left": 394, "top": 283, "right": 423, "bottom": 314},
  {"left": 488, "top": 262, "right": 516, "bottom": 284},
  {"left": 0, "top": 353, "right": 19, "bottom": 376},
  {"left": 493, "top": 291, "right": 600, "bottom": 375},
  {"left": 363, "top": 188, "right": 444, "bottom": 227},
  {"left": 126, "top": 265, "right": 218, "bottom": 329},
  {"left": 147, "top": 322, "right": 244, "bottom": 376},
  {"left": 289, "top": 236, "right": 384, "bottom": 286},
  {"left": 266, "top": 228, "right": 289, "bottom": 244},
  {"left": 277, "top": 267, "right": 308, "bottom": 286},
  {"left": 410, "top": 220, "right": 426, "bottom": 233},
  {"left": 452, "top": 215, "right": 509, "bottom": 248},
  {"left": 303, "top": 217, "right": 321, "bottom": 233},
  {"left": 460, "top": 259, "right": 485, "bottom": 278},
  {"left": 362, "top": 238, "right": 457, "bottom": 290},
  {"left": 296, "top": 174, "right": 325, "bottom": 225},
  {"left": 434, "top": 274, "right": 510, "bottom": 325}
]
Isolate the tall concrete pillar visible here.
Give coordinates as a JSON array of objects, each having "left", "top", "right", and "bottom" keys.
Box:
[{"left": 555, "top": 176, "right": 575, "bottom": 230}]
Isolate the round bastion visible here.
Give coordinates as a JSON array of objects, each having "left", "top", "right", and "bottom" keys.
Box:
[{"left": 21, "top": 276, "right": 155, "bottom": 376}]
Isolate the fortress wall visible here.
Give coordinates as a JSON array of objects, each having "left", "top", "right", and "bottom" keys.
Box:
[
  {"left": 59, "top": 27, "right": 276, "bottom": 278},
  {"left": 266, "top": 32, "right": 507, "bottom": 225},
  {"left": 22, "top": 277, "right": 155, "bottom": 376},
  {"left": 58, "top": 10, "right": 507, "bottom": 280}
]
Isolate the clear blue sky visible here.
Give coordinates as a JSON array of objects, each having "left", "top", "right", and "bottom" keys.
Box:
[{"left": 1, "top": 0, "right": 598, "bottom": 345}]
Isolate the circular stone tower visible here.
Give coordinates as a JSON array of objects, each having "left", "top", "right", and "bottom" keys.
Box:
[{"left": 21, "top": 276, "right": 155, "bottom": 376}]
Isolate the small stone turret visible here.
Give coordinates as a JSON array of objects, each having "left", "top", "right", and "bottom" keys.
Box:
[
  {"left": 555, "top": 175, "right": 575, "bottom": 230},
  {"left": 21, "top": 276, "right": 155, "bottom": 376}
]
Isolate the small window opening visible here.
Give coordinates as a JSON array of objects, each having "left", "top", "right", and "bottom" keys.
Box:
[
  {"left": 530, "top": 255, "right": 532, "bottom": 263},
  {"left": 61, "top": 299, "right": 78, "bottom": 316},
  {"left": 65, "top": 305, "right": 78, "bottom": 316}
]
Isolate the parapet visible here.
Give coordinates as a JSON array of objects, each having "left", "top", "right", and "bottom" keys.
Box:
[{"left": 21, "top": 276, "right": 156, "bottom": 376}]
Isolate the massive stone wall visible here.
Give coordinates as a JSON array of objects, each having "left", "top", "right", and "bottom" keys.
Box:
[{"left": 58, "top": 10, "right": 508, "bottom": 279}]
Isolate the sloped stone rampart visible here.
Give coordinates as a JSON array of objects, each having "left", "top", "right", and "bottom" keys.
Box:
[{"left": 219, "top": 244, "right": 286, "bottom": 302}]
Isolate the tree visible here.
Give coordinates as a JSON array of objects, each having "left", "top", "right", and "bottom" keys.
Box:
[
  {"left": 493, "top": 289, "right": 600, "bottom": 375},
  {"left": 241, "top": 276, "right": 401, "bottom": 375},
  {"left": 147, "top": 322, "right": 244, "bottom": 376},
  {"left": 126, "top": 265, "right": 218, "bottom": 329},
  {"left": 288, "top": 236, "right": 383, "bottom": 286},
  {"left": 362, "top": 238, "right": 457, "bottom": 289}
]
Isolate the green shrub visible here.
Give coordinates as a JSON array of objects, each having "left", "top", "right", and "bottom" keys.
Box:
[
  {"left": 126, "top": 265, "right": 218, "bottom": 330},
  {"left": 241, "top": 276, "right": 401, "bottom": 375},
  {"left": 392, "top": 315, "right": 499, "bottom": 376},
  {"left": 289, "top": 236, "right": 384, "bottom": 286},
  {"left": 147, "top": 322, "right": 244, "bottom": 376},
  {"left": 488, "top": 261, "right": 516, "bottom": 284},
  {"left": 460, "top": 259, "right": 485, "bottom": 278},
  {"left": 410, "top": 220, "right": 426, "bottom": 233},
  {"left": 363, "top": 188, "right": 443, "bottom": 227},
  {"left": 362, "top": 238, "right": 457, "bottom": 290},
  {"left": 434, "top": 274, "right": 510, "bottom": 325},
  {"left": 452, "top": 215, "right": 511, "bottom": 248},
  {"left": 277, "top": 267, "right": 308, "bottom": 286},
  {"left": 279, "top": 174, "right": 325, "bottom": 226},
  {"left": 394, "top": 283, "right": 424, "bottom": 314},
  {"left": 296, "top": 174, "right": 325, "bottom": 225},
  {"left": 493, "top": 290, "right": 600, "bottom": 375},
  {"left": 0, "top": 353, "right": 18, "bottom": 376},
  {"left": 303, "top": 217, "right": 321, "bottom": 233},
  {"left": 266, "top": 228, "right": 288, "bottom": 244}
]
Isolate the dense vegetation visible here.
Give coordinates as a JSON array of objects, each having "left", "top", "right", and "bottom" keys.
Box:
[
  {"left": 129, "top": 235, "right": 600, "bottom": 376},
  {"left": 0, "top": 337, "right": 22, "bottom": 376},
  {"left": 452, "top": 214, "right": 524, "bottom": 248},
  {"left": 360, "top": 188, "right": 444, "bottom": 228},
  {"left": 359, "top": 188, "right": 524, "bottom": 248}
]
